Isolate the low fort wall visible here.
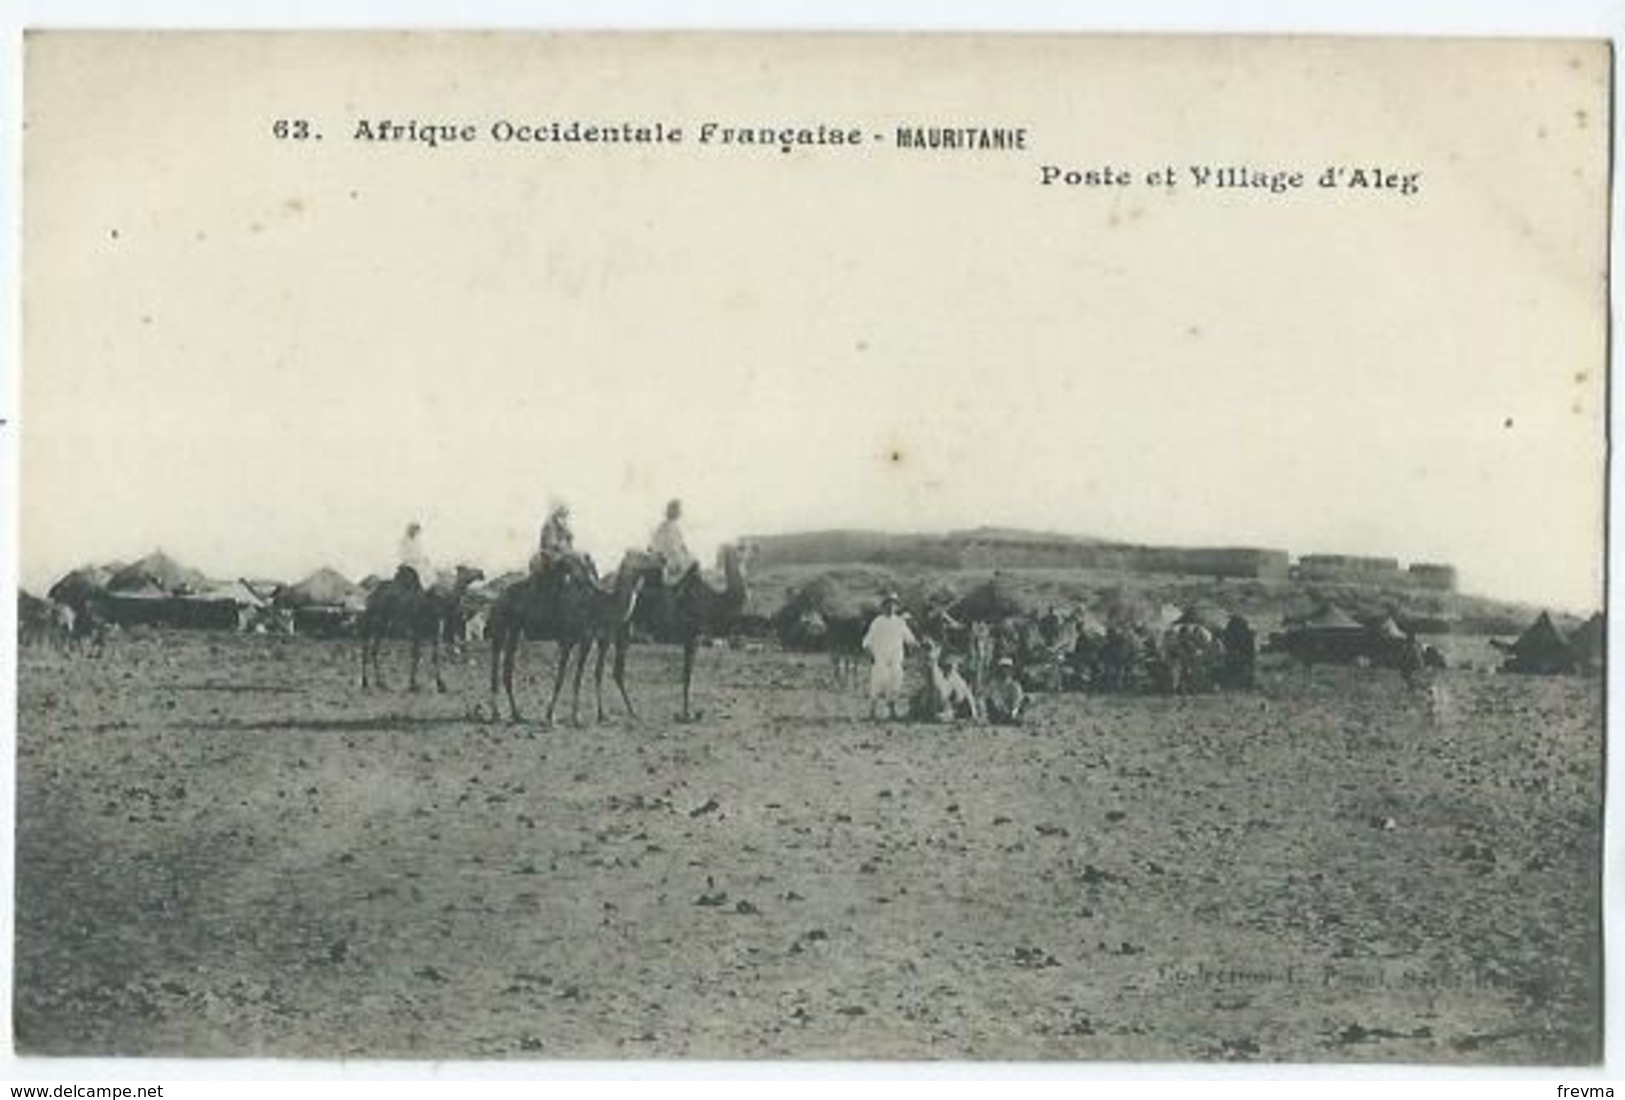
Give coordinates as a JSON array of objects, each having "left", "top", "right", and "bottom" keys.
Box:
[{"left": 747, "top": 531, "right": 1454, "bottom": 591}]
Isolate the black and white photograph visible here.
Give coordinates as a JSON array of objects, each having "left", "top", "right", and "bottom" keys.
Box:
[{"left": 10, "top": 31, "right": 1610, "bottom": 1068}]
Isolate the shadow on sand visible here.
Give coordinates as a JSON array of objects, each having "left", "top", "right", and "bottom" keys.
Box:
[{"left": 165, "top": 712, "right": 491, "bottom": 734}]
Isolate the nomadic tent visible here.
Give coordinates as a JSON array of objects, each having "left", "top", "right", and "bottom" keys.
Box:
[
  {"left": 100, "top": 577, "right": 180, "bottom": 627},
  {"left": 125, "top": 581, "right": 259, "bottom": 630},
  {"left": 48, "top": 564, "right": 114, "bottom": 607},
  {"left": 1294, "top": 604, "right": 1364, "bottom": 632},
  {"left": 779, "top": 568, "right": 898, "bottom": 622},
  {"left": 1280, "top": 603, "right": 1375, "bottom": 665},
  {"left": 896, "top": 576, "right": 963, "bottom": 615},
  {"left": 276, "top": 568, "right": 366, "bottom": 635},
  {"left": 277, "top": 567, "right": 366, "bottom": 611},
  {"left": 947, "top": 573, "right": 1048, "bottom": 623},
  {"left": 1569, "top": 612, "right": 1605, "bottom": 674},
  {"left": 194, "top": 580, "right": 268, "bottom": 608},
  {"left": 18, "top": 590, "right": 52, "bottom": 644},
  {"left": 772, "top": 568, "right": 898, "bottom": 650},
  {"left": 1501, "top": 611, "right": 1577, "bottom": 675},
  {"left": 1370, "top": 616, "right": 1408, "bottom": 641},
  {"left": 107, "top": 550, "right": 209, "bottom": 596}
]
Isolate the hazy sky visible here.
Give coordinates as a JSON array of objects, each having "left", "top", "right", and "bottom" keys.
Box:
[{"left": 20, "top": 34, "right": 1608, "bottom": 610}]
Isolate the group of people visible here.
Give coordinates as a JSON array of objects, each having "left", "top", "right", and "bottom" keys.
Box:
[
  {"left": 391, "top": 498, "right": 699, "bottom": 598},
  {"left": 861, "top": 593, "right": 1027, "bottom": 726}
]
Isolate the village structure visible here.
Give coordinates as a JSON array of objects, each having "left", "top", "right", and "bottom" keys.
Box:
[{"left": 17, "top": 526, "right": 1601, "bottom": 694}]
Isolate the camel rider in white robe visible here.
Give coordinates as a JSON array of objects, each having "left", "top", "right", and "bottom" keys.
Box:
[
  {"left": 647, "top": 498, "right": 697, "bottom": 638},
  {"left": 649, "top": 498, "right": 697, "bottom": 586},
  {"left": 397, "top": 521, "right": 433, "bottom": 593}
]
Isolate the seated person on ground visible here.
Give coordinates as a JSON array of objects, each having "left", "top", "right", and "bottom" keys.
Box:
[{"left": 986, "top": 657, "right": 1026, "bottom": 726}]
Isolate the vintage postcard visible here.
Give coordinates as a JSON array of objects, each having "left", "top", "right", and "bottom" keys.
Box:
[{"left": 13, "top": 32, "right": 1608, "bottom": 1064}]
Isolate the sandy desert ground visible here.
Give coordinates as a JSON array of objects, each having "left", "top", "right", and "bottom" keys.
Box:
[{"left": 12, "top": 630, "right": 1603, "bottom": 1063}]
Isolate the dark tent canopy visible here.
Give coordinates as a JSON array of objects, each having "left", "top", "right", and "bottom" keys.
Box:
[
  {"left": 1294, "top": 604, "right": 1364, "bottom": 632},
  {"left": 277, "top": 567, "right": 365, "bottom": 610},
  {"left": 1569, "top": 612, "right": 1605, "bottom": 673},
  {"left": 107, "top": 550, "right": 209, "bottom": 596},
  {"left": 777, "top": 568, "right": 898, "bottom": 623},
  {"left": 1501, "top": 611, "right": 1577, "bottom": 675},
  {"left": 48, "top": 564, "right": 115, "bottom": 607},
  {"left": 1278, "top": 603, "right": 1379, "bottom": 665},
  {"left": 18, "top": 590, "right": 53, "bottom": 642},
  {"left": 948, "top": 573, "right": 1047, "bottom": 623},
  {"left": 1370, "top": 616, "right": 1408, "bottom": 640}
]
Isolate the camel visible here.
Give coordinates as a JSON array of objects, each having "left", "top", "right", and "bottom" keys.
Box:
[
  {"left": 486, "top": 573, "right": 555, "bottom": 723},
  {"left": 908, "top": 638, "right": 953, "bottom": 722},
  {"left": 545, "top": 551, "right": 657, "bottom": 726},
  {"left": 358, "top": 565, "right": 484, "bottom": 692},
  {"left": 635, "top": 542, "right": 753, "bottom": 722},
  {"left": 486, "top": 551, "right": 649, "bottom": 725}
]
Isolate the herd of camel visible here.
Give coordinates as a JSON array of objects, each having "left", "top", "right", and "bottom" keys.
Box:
[{"left": 357, "top": 544, "right": 754, "bottom": 726}]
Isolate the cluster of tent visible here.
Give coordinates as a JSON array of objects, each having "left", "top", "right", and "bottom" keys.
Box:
[
  {"left": 46, "top": 552, "right": 275, "bottom": 631},
  {"left": 767, "top": 569, "right": 1606, "bottom": 686},
  {"left": 1494, "top": 610, "right": 1605, "bottom": 676},
  {"left": 38, "top": 552, "right": 368, "bottom": 637},
  {"left": 31, "top": 551, "right": 538, "bottom": 641},
  {"left": 771, "top": 571, "right": 1260, "bottom": 695},
  {"left": 22, "top": 553, "right": 1606, "bottom": 684},
  {"left": 1265, "top": 604, "right": 1439, "bottom": 670}
]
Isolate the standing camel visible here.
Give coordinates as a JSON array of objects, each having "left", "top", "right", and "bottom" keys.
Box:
[
  {"left": 486, "top": 572, "right": 554, "bottom": 724},
  {"left": 546, "top": 551, "right": 658, "bottom": 726},
  {"left": 636, "top": 543, "right": 753, "bottom": 722},
  {"left": 359, "top": 565, "right": 484, "bottom": 693},
  {"left": 485, "top": 551, "right": 650, "bottom": 726}
]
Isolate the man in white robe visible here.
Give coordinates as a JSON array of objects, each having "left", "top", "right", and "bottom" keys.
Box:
[
  {"left": 862, "top": 594, "right": 916, "bottom": 720},
  {"left": 649, "top": 498, "right": 696, "bottom": 586},
  {"left": 397, "top": 521, "right": 433, "bottom": 591}
]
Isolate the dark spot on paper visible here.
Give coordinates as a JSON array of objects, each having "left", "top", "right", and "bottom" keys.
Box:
[
  {"left": 195, "top": 230, "right": 208, "bottom": 243},
  {"left": 855, "top": 340, "right": 869, "bottom": 353},
  {"left": 1574, "top": 109, "right": 1589, "bottom": 129},
  {"left": 250, "top": 222, "right": 264, "bottom": 235},
  {"left": 349, "top": 189, "right": 360, "bottom": 200},
  {"left": 1186, "top": 325, "right": 1202, "bottom": 338},
  {"left": 889, "top": 449, "right": 904, "bottom": 465},
  {"left": 140, "top": 315, "right": 153, "bottom": 326},
  {"left": 1575, "top": 371, "right": 1589, "bottom": 384},
  {"left": 284, "top": 198, "right": 305, "bottom": 215},
  {"left": 108, "top": 229, "right": 119, "bottom": 241},
  {"left": 1503, "top": 418, "right": 1514, "bottom": 429}
]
